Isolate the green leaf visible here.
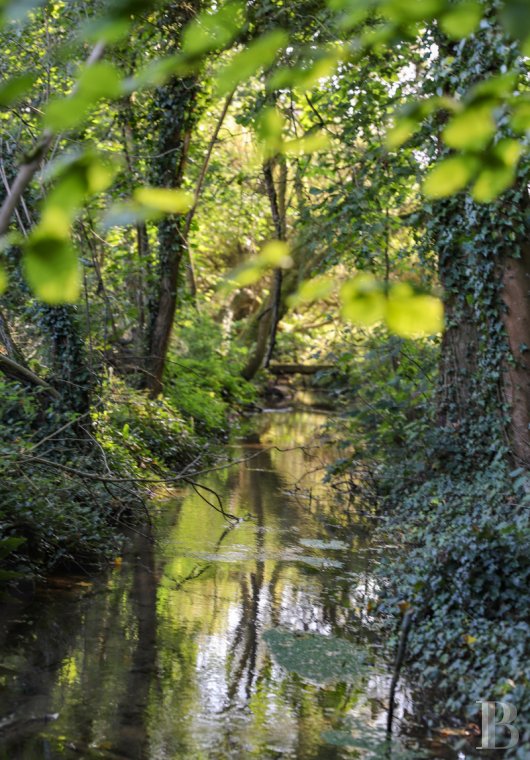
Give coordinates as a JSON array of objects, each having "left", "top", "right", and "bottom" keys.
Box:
[
  {"left": 386, "top": 116, "right": 420, "bottom": 150},
  {"left": 423, "top": 155, "right": 479, "bottom": 198},
  {"left": 259, "top": 240, "right": 291, "bottom": 267},
  {"left": 383, "top": 0, "right": 443, "bottom": 22},
  {"left": 0, "top": 265, "right": 7, "bottom": 294},
  {"left": 134, "top": 187, "right": 194, "bottom": 214},
  {"left": 255, "top": 107, "right": 285, "bottom": 158},
  {"left": 469, "top": 72, "right": 518, "bottom": 101},
  {"left": 472, "top": 140, "right": 522, "bottom": 202},
  {"left": 500, "top": 0, "right": 530, "bottom": 44},
  {"left": 44, "top": 95, "right": 90, "bottom": 131},
  {"left": 222, "top": 241, "right": 292, "bottom": 291},
  {"left": 44, "top": 62, "right": 122, "bottom": 131},
  {"left": 472, "top": 167, "right": 514, "bottom": 203},
  {"left": 102, "top": 202, "right": 153, "bottom": 229},
  {"left": 81, "top": 17, "right": 131, "bottom": 43},
  {"left": 282, "top": 131, "right": 329, "bottom": 156},
  {"left": 215, "top": 30, "right": 288, "bottom": 96},
  {"left": 0, "top": 73, "right": 37, "bottom": 107},
  {"left": 386, "top": 283, "right": 444, "bottom": 337},
  {"left": 268, "top": 52, "right": 339, "bottom": 91},
  {"left": 511, "top": 101, "right": 530, "bottom": 133},
  {"left": 124, "top": 55, "right": 192, "bottom": 93},
  {"left": 182, "top": 1, "right": 245, "bottom": 57},
  {"left": 25, "top": 227, "right": 80, "bottom": 304},
  {"left": 288, "top": 276, "right": 334, "bottom": 307},
  {"left": 76, "top": 62, "right": 123, "bottom": 100},
  {"left": 3, "top": 0, "right": 45, "bottom": 22},
  {"left": 442, "top": 105, "right": 496, "bottom": 150},
  {"left": 440, "top": 1, "right": 481, "bottom": 39},
  {"left": 341, "top": 274, "right": 386, "bottom": 326}
]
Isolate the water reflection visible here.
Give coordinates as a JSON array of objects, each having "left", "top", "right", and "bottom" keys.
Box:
[{"left": 0, "top": 411, "right": 429, "bottom": 759}]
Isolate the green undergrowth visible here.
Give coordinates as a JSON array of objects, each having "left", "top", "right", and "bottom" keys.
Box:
[
  {"left": 165, "top": 313, "right": 256, "bottom": 436},
  {"left": 0, "top": 379, "right": 120, "bottom": 579},
  {"left": 0, "top": 319, "right": 255, "bottom": 581},
  {"left": 326, "top": 331, "right": 530, "bottom": 756}
]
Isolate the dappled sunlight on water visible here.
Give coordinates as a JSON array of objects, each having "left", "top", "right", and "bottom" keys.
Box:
[{"left": 0, "top": 411, "right": 462, "bottom": 759}]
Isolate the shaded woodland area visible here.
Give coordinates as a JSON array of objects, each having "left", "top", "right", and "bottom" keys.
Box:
[{"left": 0, "top": 0, "right": 529, "bottom": 756}]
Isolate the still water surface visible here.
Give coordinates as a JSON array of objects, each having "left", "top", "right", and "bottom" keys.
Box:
[{"left": 0, "top": 411, "right": 462, "bottom": 759}]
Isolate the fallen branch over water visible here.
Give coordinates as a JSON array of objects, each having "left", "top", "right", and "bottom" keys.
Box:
[
  {"left": 268, "top": 363, "right": 334, "bottom": 376},
  {"left": 18, "top": 444, "right": 321, "bottom": 485}
]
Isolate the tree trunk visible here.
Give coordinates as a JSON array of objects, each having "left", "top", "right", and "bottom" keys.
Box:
[
  {"left": 0, "top": 307, "right": 27, "bottom": 366},
  {"left": 242, "top": 157, "right": 288, "bottom": 380},
  {"left": 145, "top": 77, "right": 199, "bottom": 396},
  {"left": 138, "top": 1, "right": 201, "bottom": 396},
  {"left": 500, "top": 242, "right": 530, "bottom": 464}
]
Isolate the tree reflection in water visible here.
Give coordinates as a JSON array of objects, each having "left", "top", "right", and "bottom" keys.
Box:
[{"left": 0, "top": 411, "right": 409, "bottom": 760}]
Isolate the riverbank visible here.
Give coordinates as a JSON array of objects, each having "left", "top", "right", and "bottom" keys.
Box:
[{"left": 0, "top": 323, "right": 256, "bottom": 582}]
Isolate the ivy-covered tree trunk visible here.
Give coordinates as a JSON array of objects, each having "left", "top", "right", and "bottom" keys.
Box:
[
  {"left": 429, "top": 24, "right": 530, "bottom": 465},
  {"left": 38, "top": 304, "right": 92, "bottom": 415},
  {"left": 434, "top": 183, "right": 530, "bottom": 465},
  {"left": 145, "top": 3, "right": 201, "bottom": 397}
]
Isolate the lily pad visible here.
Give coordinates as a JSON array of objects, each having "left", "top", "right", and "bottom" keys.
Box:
[
  {"left": 263, "top": 628, "right": 365, "bottom": 684},
  {"left": 322, "top": 729, "right": 423, "bottom": 759},
  {"left": 299, "top": 538, "right": 348, "bottom": 551},
  {"left": 298, "top": 556, "right": 343, "bottom": 569}
]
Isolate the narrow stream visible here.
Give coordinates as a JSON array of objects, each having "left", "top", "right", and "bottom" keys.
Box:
[{"left": 0, "top": 411, "right": 464, "bottom": 759}]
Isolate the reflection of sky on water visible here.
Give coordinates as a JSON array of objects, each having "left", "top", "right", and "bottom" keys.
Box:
[{"left": 0, "top": 411, "right": 454, "bottom": 759}]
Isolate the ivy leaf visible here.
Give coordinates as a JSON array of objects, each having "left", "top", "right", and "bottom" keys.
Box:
[
  {"left": 0, "top": 536, "right": 26, "bottom": 560},
  {"left": 423, "top": 155, "right": 479, "bottom": 198}
]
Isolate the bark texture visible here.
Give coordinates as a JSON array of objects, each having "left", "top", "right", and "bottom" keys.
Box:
[{"left": 500, "top": 243, "right": 530, "bottom": 464}]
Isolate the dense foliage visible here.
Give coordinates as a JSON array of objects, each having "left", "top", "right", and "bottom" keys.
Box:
[{"left": 0, "top": 0, "right": 530, "bottom": 755}]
